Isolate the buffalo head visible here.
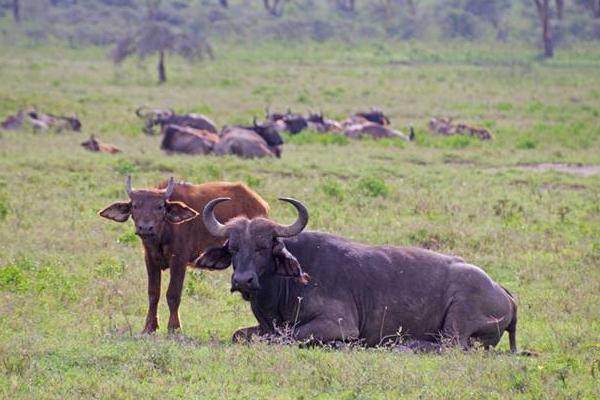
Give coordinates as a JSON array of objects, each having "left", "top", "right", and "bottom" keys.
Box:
[
  {"left": 194, "top": 197, "right": 310, "bottom": 300},
  {"left": 99, "top": 176, "right": 198, "bottom": 239},
  {"left": 136, "top": 106, "right": 174, "bottom": 134}
]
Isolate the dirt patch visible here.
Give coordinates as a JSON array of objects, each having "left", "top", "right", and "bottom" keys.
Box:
[{"left": 516, "top": 163, "right": 600, "bottom": 177}]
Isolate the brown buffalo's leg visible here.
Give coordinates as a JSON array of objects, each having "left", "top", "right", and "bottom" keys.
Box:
[
  {"left": 166, "top": 259, "right": 186, "bottom": 333},
  {"left": 143, "top": 259, "right": 161, "bottom": 334}
]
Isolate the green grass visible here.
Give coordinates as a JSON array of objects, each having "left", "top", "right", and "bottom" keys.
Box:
[{"left": 0, "top": 42, "right": 599, "bottom": 399}]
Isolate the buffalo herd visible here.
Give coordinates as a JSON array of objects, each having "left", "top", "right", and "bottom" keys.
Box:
[
  {"left": 1, "top": 106, "right": 495, "bottom": 160},
  {"left": 98, "top": 176, "right": 519, "bottom": 354}
]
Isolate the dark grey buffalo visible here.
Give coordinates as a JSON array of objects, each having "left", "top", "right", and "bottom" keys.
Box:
[
  {"left": 215, "top": 127, "right": 281, "bottom": 159},
  {"left": 265, "top": 109, "right": 308, "bottom": 135},
  {"left": 352, "top": 108, "right": 391, "bottom": 126},
  {"left": 161, "top": 125, "right": 219, "bottom": 155},
  {"left": 136, "top": 107, "right": 218, "bottom": 135},
  {"left": 195, "top": 198, "right": 518, "bottom": 352}
]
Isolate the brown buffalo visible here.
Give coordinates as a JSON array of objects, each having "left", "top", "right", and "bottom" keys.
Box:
[
  {"left": 161, "top": 125, "right": 219, "bottom": 155},
  {"left": 429, "top": 117, "right": 493, "bottom": 141},
  {"left": 99, "top": 176, "right": 269, "bottom": 333},
  {"left": 81, "top": 135, "right": 122, "bottom": 154}
]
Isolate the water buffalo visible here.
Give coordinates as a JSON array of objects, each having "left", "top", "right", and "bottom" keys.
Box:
[
  {"left": 344, "top": 122, "right": 413, "bottom": 141},
  {"left": 99, "top": 177, "right": 269, "bottom": 333},
  {"left": 1, "top": 110, "right": 24, "bottom": 130},
  {"left": 161, "top": 125, "right": 219, "bottom": 155},
  {"left": 352, "top": 108, "right": 391, "bottom": 126},
  {"left": 81, "top": 135, "right": 121, "bottom": 154},
  {"left": 27, "top": 110, "right": 81, "bottom": 132},
  {"left": 265, "top": 108, "right": 308, "bottom": 134},
  {"left": 136, "top": 106, "right": 218, "bottom": 135},
  {"left": 306, "top": 112, "right": 343, "bottom": 133},
  {"left": 215, "top": 127, "right": 281, "bottom": 159},
  {"left": 429, "top": 117, "right": 492, "bottom": 141},
  {"left": 195, "top": 198, "right": 518, "bottom": 352}
]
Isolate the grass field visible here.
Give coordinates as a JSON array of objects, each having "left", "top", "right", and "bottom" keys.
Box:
[{"left": 0, "top": 41, "right": 599, "bottom": 399}]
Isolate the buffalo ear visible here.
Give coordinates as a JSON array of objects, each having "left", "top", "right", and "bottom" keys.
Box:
[
  {"left": 193, "top": 241, "right": 231, "bottom": 270},
  {"left": 272, "top": 238, "right": 310, "bottom": 284},
  {"left": 166, "top": 201, "right": 198, "bottom": 224},
  {"left": 98, "top": 201, "right": 131, "bottom": 223}
]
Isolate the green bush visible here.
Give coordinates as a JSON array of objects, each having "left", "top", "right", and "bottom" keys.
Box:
[{"left": 357, "top": 176, "right": 388, "bottom": 197}]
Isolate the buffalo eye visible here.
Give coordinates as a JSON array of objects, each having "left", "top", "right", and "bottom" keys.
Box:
[{"left": 156, "top": 204, "right": 164, "bottom": 211}]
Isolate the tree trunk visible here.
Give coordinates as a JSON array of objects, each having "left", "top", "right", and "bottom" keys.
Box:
[
  {"left": 594, "top": 0, "right": 600, "bottom": 18},
  {"left": 407, "top": 0, "right": 416, "bottom": 15},
  {"left": 158, "top": 50, "right": 166, "bottom": 83},
  {"left": 219, "top": 0, "right": 228, "bottom": 8},
  {"left": 534, "top": 0, "right": 554, "bottom": 58},
  {"left": 13, "top": 0, "right": 20, "bottom": 23},
  {"left": 555, "top": 0, "right": 563, "bottom": 19}
]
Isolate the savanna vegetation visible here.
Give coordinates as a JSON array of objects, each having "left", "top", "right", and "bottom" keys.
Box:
[{"left": 1, "top": 1, "right": 600, "bottom": 399}]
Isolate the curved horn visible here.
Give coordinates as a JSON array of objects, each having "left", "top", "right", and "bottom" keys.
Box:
[
  {"left": 319, "top": 109, "right": 324, "bottom": 118},
  {"left": 202, "top": 197, "right": 231, "bottom": 237},
  {"left": 253, "top": 116, "right": 258, "bottom": 127},
  {"left": 163, "top": 177, "right": 175, "bottom": 199},
  {"left": 273, "top": 198, "right": 309, "bottom": 238},
  {"left": 125, "top": 175, "right": 133, "bottom": 197},
  {"left": 135, "top": 106, "right": 152, "bottom": 119},
  {"left": 166, "top": 108, "right": 175, "bottom": 118}
]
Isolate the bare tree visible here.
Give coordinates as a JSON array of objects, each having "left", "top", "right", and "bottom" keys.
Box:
[
  {"left": 112, "top": 23, "right": 213, "bottom": 83},
  {"left": 533, "top": 0, "right": 554, "bottom": 58},
  {"left": 336, "top": 0, "right": 356, "bottom": 12},
  {"left": 12, "top": 0, "right": 20, "bottom": 23},
  {"left": 219, "top": 0, "right": 228, "bottom": 8},
  {"left": 592, "top": 0, "right": 600, "bottom": 18}
]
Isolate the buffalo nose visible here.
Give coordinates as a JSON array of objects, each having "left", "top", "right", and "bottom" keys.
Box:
[
  {"left": 136, "top": 224, "right": 154, "bottom": 235},
  {"left": 233, "top": 272, "right": 259, "bottom": 290}
]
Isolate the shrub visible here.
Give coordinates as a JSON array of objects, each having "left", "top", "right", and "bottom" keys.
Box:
[{"left": 357, "top": 176, "right": 388, "bottom": 197}]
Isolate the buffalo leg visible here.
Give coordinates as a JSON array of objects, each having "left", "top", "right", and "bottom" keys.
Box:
[
  {"left": 441, "top": 306, "right": 476, "bottom": 349},
  {"left": 143, "top": 261, "right": 161, "bottom": 334},
  {"left": 232, "top": 325, "right": 264, "bottom": 343},
  {"left": 166, "top": 261, "right": 186, "bottom": 333},
  {"left": 294, "top": 318, "right": 359, "bottom": 344}
]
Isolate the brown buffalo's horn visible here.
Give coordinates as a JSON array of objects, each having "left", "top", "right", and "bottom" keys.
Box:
[
  {"left": 253, "top": 116, "right": 258, "bottom": 127},
  {"left": 202, "top": 197, "right": 231, "bottom": 237},
  {"left": 135, "top": 106, "right": 152, "bottom": 119},
  {"left": 163, "top": 177, "right": 175, "bottom": 199},
  {"left": 273, "top": 198, "right": 309, "bottom": 238},
  {"left": 125, "top": 175, "right": 133, "bottom": 196}
]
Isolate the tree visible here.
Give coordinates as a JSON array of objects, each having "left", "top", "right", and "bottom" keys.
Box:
[
  {"left": 263, "top": 0, "right": 286, "bottom": 16},
  {"left": 533, "top": 0, "right": 554, "bottom": 58},
  {"left": 336, "top": 0, "right": 356, "bottom": 12},
  {"left": 111, "top": 23, "right": 213, "bottom": 83},
  {"left": 12, "top": 0, "right": 19, "bottom": 23}
]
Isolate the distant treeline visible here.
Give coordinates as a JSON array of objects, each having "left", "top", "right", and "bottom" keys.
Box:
[{"left": 1, "top": 0, "right": 599, "bottom": 57}]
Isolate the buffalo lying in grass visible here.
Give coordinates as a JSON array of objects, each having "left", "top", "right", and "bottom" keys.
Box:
[
  {"left": 136, "top": 106, "right": 218, "bottom": 135},
  {"left": 195, "top": 197, "right": 518, "bottom": 352},
  {"left": 161, "top": 125, "right": 219, "bottom": 155},
  {"left": 81, "top": 135, "right": 121, "bottom": 154},
  {"left": 429, "top": 117, "right": 493, "bottom": 140}
]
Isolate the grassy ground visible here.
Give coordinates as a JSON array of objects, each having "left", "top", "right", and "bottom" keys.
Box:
[{"left": 0, "top": 42, "right": 599, "bottom": 399}]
